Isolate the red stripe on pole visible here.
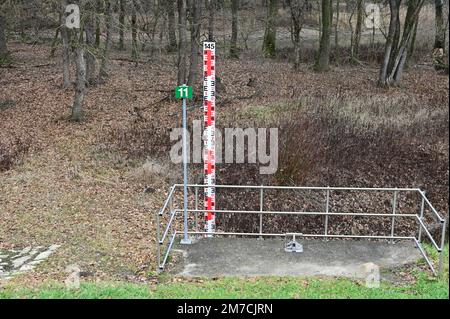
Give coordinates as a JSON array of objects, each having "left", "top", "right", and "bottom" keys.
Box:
[
  {"left": 206, "top": 101, "right": 212, "bottom": 126},
  {"left": 205, "top": 50, "right": 212, "bottom": 76}
]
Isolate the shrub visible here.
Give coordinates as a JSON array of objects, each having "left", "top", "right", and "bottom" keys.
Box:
[
  {"left": 0, "top": 136, "right": 30, "bottom": 171},
  {"left": 215, "top": 94, "right": 449, "bottom": 237}
]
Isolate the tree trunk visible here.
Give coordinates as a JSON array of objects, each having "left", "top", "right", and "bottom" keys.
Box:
[
  {"left": 335, "top": 0, "right": 340, "bottom": 64},
  {"left": 61, "top": 0, "right": 71, "bottom": 89},
  {"left": 407, "top": 18, "right": 419, "bottom": 63},
  {"left": 119, "top": 0, "right": 125, "bottom": 50},
  {"left": 230, "top": 0, "right": 239, "bottom": 58},
  {"left": 288, "top": 0, "right": 307, "bottom": 69},
  {"left": 354, "top": 0, "right": 363, "bottom": 59},
  {"left": 50, "top": 21, "right": 60, "bottom": 58},
  {"left": 99, "top": 0, "right": 112, "bottom": 80},
  {"left": 85, "top": 3, "right": 96, "bottom": 85},
  {"left": 315, "top": 0, "right": 332, "bottom": 71},
  {"left": 387, "top": 2, "right": 402, "bottom": 75},
  {"left": 131, "top": 0, "right": 138, "bottom": 62},
  {"left": 434, "top": 0, "right": 445, "bottom": 50},
  {"left": 72, "top": 46, "right": 86, "bottom": 121},
  {"left": 206, "top": 0, "right": 215, "bottom": 41},
  {"left": 349, "top": 6, "right": 355, "bottom": 57},
  {"left": 0, "top": 14, "right": 8, "bottom": 59},
  {"left": 167, "top": 0, "right": 177, "bottom": 51},
  {"left": 262, "top": 0, "right": 278, "bottom": 58},
  {"left": 379, "top": 0, "right": 424, "bottom": 86},
  {"left": 177, "top": 0, "right": 188, "bottom": 85},
  {"left": 393, "top": 0, "right": 420, "bottom": 82},
  {"left": 95, "top": 0, "right": 102, "bottom": 47},
  {"left": 379, "top": 0, "right": 398, "bottom": 84},
  {"left": 188, "top": 0, "right": 201, "bottom": 86}
]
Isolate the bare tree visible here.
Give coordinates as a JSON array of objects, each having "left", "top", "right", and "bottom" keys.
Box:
[
  {"left": 118, "top": 0, "right": 126, "bottom": 50},
  {"left": 166, "top": 0, "right": 177, "bottom": 51},
  {"left": 95, "top": 0, "right": 102, "bottom": 47},
  {"left": 334, "top": 0, "right": 340, "bottom": 64},
  {"left": 177, "top": 0, "right": 188, "bottom": 85},
  {"left": 288, "top": 0, "right": 309, "bottom": 69},
  {"left": 434, "top": 0, "right": 445, "bottom": 50},
  {"left": 84, "top": 1, "right": 96, "bottom": 85},
  {"left": 99, "top": 0, "right": 113, "bottom": 80},
  {"left": 0, "top": 13, "right": 8, "bottom": 61},
  {"left": 230, "top": 0, "right": 239, "bottom": 58},
  {"left": 379, "top": 0, "right": 425, "bottom": 86},
  {"left": 262, "top": 0, "right": 278, "bottom": 57},
  {"left": 353, "top": 0, "right": 363, "bottom": 59},
  {"left": 131, "top": 0, "right": 138, "bottom": 61},
  {"left": 72, "top": 44, "right": 86, "bottom": 121},
  {"left": 188, "top": 0, "right": 201, "bottom": 86},
  {"left": 50, "top": 14, "right": 60, "bottom": 58},
  {"left": 206, "top": 0, "right": 215, "bottom": 41},
  {"left": 315, "top": 0, "right": 332, "bottom": 71}
]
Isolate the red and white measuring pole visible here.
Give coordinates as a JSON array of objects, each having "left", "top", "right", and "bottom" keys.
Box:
[{"left": 203, "top": 42, "right": 216, "bottom": 236}]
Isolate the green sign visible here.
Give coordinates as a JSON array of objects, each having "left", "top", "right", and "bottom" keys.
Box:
[{"left": 175, "top": 85, "right": 193, "bottom": 99}]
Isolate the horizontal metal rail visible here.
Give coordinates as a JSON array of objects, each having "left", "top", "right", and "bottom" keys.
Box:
[
  {"left": 174, "top": 184, "right": 421, "bottom": 192},
  {"left": 175, "top": 208, "right": 417, "bottom": 218},
  {"left": 186, "top": 231, "right": 415, "bottom": 241}
]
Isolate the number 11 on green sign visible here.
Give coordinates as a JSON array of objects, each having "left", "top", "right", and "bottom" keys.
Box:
[{"left": 175, "top": 85, "right": 193, "bottom": 99}]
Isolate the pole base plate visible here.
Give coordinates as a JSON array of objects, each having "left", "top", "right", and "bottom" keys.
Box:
[
  {"left": 284, "top": 233, "right": 304, "bottom": 253},
  {"left": 180, "top": 238, "right": 192, "bottom": 245}
]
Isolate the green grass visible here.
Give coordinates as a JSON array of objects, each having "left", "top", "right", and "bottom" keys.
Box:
[
  {"left": 0, "top": 274, "right": 447, "bottom": 299},
  {"left": 1, "top": 244, "right": 448, "bottom": 299}
]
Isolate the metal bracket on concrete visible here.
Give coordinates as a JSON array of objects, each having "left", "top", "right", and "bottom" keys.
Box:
[{"left": 284, "top": 233, "right": 303, "bottom": 253}]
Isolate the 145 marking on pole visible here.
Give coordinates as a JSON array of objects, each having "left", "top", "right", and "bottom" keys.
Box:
[{"left": 175, "top": 85, "right": 193, "bottom": 99}]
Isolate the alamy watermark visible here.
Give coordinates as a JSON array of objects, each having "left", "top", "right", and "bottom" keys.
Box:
[
  {"left": 170, "top": 120, "right": 279, "bottom": 175},
  {"left": 365, "top": 3, "right": 381, "bottom": 29},
  {"left": 362, "top": 262, "right": 380, "bottom": 288},
  {"left": 65, "top": 4, "right": 80, "bottom": 29}
]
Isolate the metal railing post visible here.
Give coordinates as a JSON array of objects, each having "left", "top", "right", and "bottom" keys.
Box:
[
  {"left": 390, "top": 190, "right": 398, "bottom": 244},
  {"left": 438, "top": 218, "right": 447, "bottom": 276},
  {"left": 156, "top": 210, "right": 161, "bottom": 272},
  {"left": 418, "top": 191, "right": 425, "bottom": 242},
  {"left": 325, "top": 187, "right": 330, "bottom": 241},
  {"left": 259, "top": 186, "right": 264, "bottom": 239},
  {"left": 195, "top": 186, "right": 199, "bottom": 235}
]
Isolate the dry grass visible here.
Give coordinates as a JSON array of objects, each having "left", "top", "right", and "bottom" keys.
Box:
[{"left": 213, "top": 91, "right": 449, "bottom": 237}]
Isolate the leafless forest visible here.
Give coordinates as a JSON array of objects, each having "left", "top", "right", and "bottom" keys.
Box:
[{"left": 0, "top": 0, "right": 449, "bottom": 282}]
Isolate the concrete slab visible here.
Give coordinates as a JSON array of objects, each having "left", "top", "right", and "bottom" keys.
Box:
[{"left": 173, "top": 238, "right": 422, "bottom": 278}]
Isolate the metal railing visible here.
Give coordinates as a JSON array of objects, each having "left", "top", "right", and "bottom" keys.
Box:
[{"left": 156, "top": 184, "right": 447, "bottom": 276}]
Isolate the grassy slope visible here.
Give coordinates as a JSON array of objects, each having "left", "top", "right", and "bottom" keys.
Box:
[{"left": 1, "top": 245, "right": 448, "bottom": 299}]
